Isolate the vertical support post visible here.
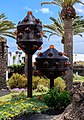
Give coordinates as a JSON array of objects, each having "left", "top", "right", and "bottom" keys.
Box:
[
  {"left": 26, "top": 54, "right": 32, "bottom": 98},
  {"left": 50, "top": 78, "right": 54, "bottom": 89}
]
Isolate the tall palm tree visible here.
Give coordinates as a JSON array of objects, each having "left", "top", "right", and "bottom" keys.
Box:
[
  {"left": 43, "top": 15, "right": 84, "bottom": 44},
  {"left": 0, "top": 13, "right": 15, "bottom": 89},
  {"left": 41, "top": 0, "right": 84, "bottom": 90}
]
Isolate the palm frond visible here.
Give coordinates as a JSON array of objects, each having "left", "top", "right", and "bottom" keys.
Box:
[
  {"left": 0, "top": 13, "right": 16, "bottom": 39},
  {"left": 43, "top": 13, "right": 84, "bottom": 43},
  {"left": 75, "top": 33, "right": 83, "bottom": 37},
  {"left": 43, "top": 29, "right": 54, "bottom": 34},
  {"left": 50, "top": 17, "right": 63, "bottom": 30},
  {"left": 77, "top": 0, "right": 84, "bottom": 5},
  {"left": 48, "top": 32, "right": 62, "bottom": 40},
  {"left": 0, "top": 13, "right": 7, "bottom": 20},
  {"left": 43, "top": 24, "right": 58, "bottom": 32},
  {"left": 0, "top": 33, "right": 16, "bottom": 39},
  {"left": 44, "top": 24, "right": 62, "bottom": 36},
  {"left": 41, "top": 1, "right": 60, "bottom": 6}
]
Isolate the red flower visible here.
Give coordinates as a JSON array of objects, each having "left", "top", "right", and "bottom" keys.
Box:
[{"left": 38, "top": 95, "right": 42, "bottom": 100}]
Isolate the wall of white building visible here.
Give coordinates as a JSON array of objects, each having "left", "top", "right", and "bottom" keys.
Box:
[
  {"left": 8, "top": 51, "right": 37, "bottom": 66},
  {"left": 73, "top": 54, "right": 84, "bottom": 63}
]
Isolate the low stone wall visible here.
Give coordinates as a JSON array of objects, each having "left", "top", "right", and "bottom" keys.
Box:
[{"left": 73, "top": 81, "right": 84, "bottom": 86}]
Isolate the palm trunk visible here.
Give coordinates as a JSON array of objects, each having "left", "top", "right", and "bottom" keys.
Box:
[{"left": 64, "top": 19, "right": 73, "bottom": 90}]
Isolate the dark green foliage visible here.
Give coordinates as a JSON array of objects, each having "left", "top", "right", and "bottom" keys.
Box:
[
  {"left": 10, "top": 63, "right": 25, "bottom": 74},
  {"left": 43, "top": 87, "right": 71, "bottom": 110}
]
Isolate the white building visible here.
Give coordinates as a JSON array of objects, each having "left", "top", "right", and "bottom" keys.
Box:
[
  {"left": 8, "top": 51, "right": 84, "bottom": 66},
  {"left": 73, "top": 54, "right": 84, "bottom": 63},
  {"left": 8, "top": 51, "right": 37, "bottom": 66}
]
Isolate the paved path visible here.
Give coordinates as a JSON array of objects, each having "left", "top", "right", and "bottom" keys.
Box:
[{"left": 0, "top": 89, "right": 10, "bottom": 97}]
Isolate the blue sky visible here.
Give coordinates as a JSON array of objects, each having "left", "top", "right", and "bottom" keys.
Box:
[{"left": 0, "top": 0, "right": 84, "bottom": 54}]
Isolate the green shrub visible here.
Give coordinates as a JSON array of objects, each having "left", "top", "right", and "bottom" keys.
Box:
[
  {"left": 37, "top": 84, "right": 49, "bottom": 92},
  {"left": 7, "top": 73, "right": 27, "bottom": 89},
  {"left": 73, "top": 74, "right": 84, "bottom": 82},
  {"left": 32, "top": 76, "right": 40, "bottom": 89},
  {"left": 54, "top": 77, "right": 66, "bottom": 91},
  {"left": 32, "top": 76, "right": 65, "bottom": 91},
  {"left": 10, "top": 63, "right": 25, "bottom": 74},
  {"left": 73, "top": 74, "right": 81, "bottom": 80},
  {"left": 7, "top": 75, "right": 49, "bottom": 90},
  {"left": 32, "top": 76, "right": 49, "bottom": 90},
  {"left": 11, "top": 91, "right": 26, "bottom": 101},
  {"left": 43, "top": 87, "right": 71, "bottom": 110},
  {"left": 7, "top": 75, "right": 66, "bottom": 91}
]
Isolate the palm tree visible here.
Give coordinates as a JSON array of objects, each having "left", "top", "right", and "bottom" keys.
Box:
[
  {"left": 43, "top": 15, "right": 84, "bottom": 44},
  {"left": 41, "top": 0, "right": 84, "bottom": 90},
  {"left": 0, "top": 13, "right": 15, "bottom": 89},
  {"left": 0, "top": 13, "right": 15, "bottom": 39}
]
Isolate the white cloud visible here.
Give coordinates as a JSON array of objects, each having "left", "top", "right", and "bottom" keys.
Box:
[
  {"left": 34, "top": 9, "right": 39, "bottom": 13},
  {"left": 40, "top": 8, "right": 53, "bottom": 14},
  {"left": 23, "top": 6, "right": 32, "bottom": 11},
  {"left": 23, "top": 6, "right": 53, "bottom": 15},
  {"left": 23, "top": 7, "right": 39, "bottom": 14},
  {"left": 40, "top": 8, "right": 50, "bottom": 14},
  {"left": 75, "top": 8, "right": 84, "bottom": 14},
  {"left": 74, "top": 2, "right": 84, "bottom": 14},
  {"left": 81, "top": 0, "right": 84, "bottom": 3}
]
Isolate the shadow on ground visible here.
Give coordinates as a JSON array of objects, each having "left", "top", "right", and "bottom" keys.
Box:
[{"left": 13, "top": 109, "right": 64, "bottom": 120}]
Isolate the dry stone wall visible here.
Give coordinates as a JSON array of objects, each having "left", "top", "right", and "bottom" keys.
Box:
[{"left": 0, "top": 39, "right": 8, "bottom": 89}]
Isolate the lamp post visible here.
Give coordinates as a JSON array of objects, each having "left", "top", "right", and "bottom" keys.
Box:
[
  {"left": 15, "top": 11, "right": 43, "bottom": 97},
  {"left": 35, "top": 45, "right": 70, "bottom": 88}
]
